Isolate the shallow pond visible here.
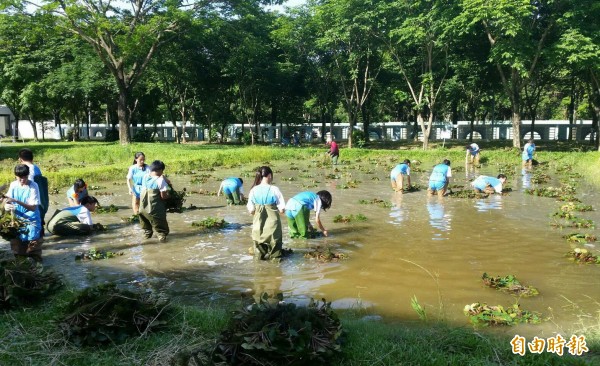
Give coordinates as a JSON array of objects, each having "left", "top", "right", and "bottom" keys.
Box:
[{"left": 10, "top": 156, "right": 600, "bottom": 337}]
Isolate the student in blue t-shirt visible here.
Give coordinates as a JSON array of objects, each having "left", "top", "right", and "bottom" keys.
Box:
[
  {"left": 428, "top": 159, "right": 452, "bottom": 197},
  {"left": 465, "top": 143, "right": 480, "bottom": 164},
  {"left": 285, "top": 190, "right": 332, "bottom": 238},
  {"left": 471, "top": 174, "right": 507, "bottom": 194},
  {"left": 66, "top": 178, "right": 88, "bottom": 206},
  {"left": 390, "top": 159, "right": 411, "bottom": 192},
  {"left": 126, "top": 152, "right": 151, "bottom": 214},
  {"left": 218, "top": 177, "right": 245, "bottom": 205},
  {"left": 47, "top": 196, "right": 100, "bottom": 236},
  {"left": 522, "top": 139, "right": 536, "bottom": 168}
]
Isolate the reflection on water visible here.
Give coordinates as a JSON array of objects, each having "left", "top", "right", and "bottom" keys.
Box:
[
  {"left": 427, "top": 198, "right": 451, "bottom": 238},
  {"left": 474, "top": 194, "right": 503, "bottom": 212},
  {"left": 522, "top": 168, "right": 532, "bottom": 190},
  {"left": 12, "top": 159, "right": 599, "bottom": 338}
]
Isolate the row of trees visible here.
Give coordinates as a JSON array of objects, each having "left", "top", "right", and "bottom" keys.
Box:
[{"left": 1, "top": 0, "right": 599, "bottom": 149}]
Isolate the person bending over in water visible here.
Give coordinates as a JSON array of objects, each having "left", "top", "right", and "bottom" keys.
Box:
[
  {"left": 285, "top": 190, "right": 332, "bottom": 238},
  {"left": 47, "top": 196, "right": 100, "bottom": 236},
  {"left": 471, "top": 174, "right": 507, "bottom": 194}
]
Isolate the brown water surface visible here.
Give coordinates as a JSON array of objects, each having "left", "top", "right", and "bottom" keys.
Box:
[{"left": 22, "top": 158, "right": 600, "bottom": 337}]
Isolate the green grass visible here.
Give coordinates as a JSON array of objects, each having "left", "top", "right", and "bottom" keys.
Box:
[
  {"left": 0, "top": 288, "right": 598, "bottom": 365},
  {"left": 1, "top": 140, "right": 599, "bottom": 189}
]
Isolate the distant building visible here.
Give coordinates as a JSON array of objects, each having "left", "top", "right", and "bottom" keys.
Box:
[{"left": 0, "top": 105, "right": 15, "bottom": 136}]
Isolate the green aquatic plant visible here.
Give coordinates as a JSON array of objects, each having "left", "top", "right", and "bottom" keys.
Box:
[
  {"left": 75, "top": 248, "right": 123, "bottom": 261},
  {"left": 120, "top": 214, "right": 140, "bottom": 224},
  {"left": 0, "top": 212, "right": 27, "bottom": 241},
  {"left": 0, "top": 259, "right": 63, "bottom": 310},
  {"left": 59, "top": 283, "right": 170, "bottom": 346},
  {"left": 551, "top": 217, "right": 595, "bottom": 229},
  {"left": 325, "top": 174, "right": 341, "bottom": 180},
  {"left": 463, "top": 302, "right": 541, "bottom": 326},
  {"left": 165, "top": 185, "right": 186, "bottom": 213},
  {"left": 530, "top": 171, "right": 551, "bottom": 184},
  {"left": 560, "top": 202, "right": 593, "bottom": 212},
  {"left": 191, "top": 217, "right": 228, "bottom": 231},
  {"left": 563, "top": 233, "right": 597, "bottom": 243},
  {"left": 333, "top": 214, "right": 367, "bottom": 223},
  {"left": 358, "top": 198, "right": 393, "bottom": 208},
  {"left": 304, "top": 247, "right": 348, "bottom": 262},
  {"left": 566, "top": 248, "right": 600, "bottom": 264},
  {"left": 95, "top": 204, "right": 119, "bottom": 214},
  {"left": 195, "top": 188, "right": 217, "bottom": 196},
  {"left": 448, "top": 190, "right": 489, "bottom": 199},
  {"left": 212, "top": 293, "right": 342, "bottom": 365},
  {"left": 481, "top": 273, "right": 539, "bottom": 297},
  {"left": 411, "top": 295, "right": 428, "bottom": 322}
]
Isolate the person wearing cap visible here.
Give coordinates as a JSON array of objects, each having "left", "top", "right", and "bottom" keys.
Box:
[{"left": 47, "top": 196, "right": 100, "bottom": 236}]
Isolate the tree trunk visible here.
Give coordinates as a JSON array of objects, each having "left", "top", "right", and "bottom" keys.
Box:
[
  {"left": 117, "top": 90, "right": 131, "bottom": 144},
  {"left": 512, "top": 110, "right": 522, "bottom": 148},
  {"left": 54, "top": 109, "right": 63, "bottom": 140},
  {"left": 28, "top": 119, "right": 39, "bottom": 142}
]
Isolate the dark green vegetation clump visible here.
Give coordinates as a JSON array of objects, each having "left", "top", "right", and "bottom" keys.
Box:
[
  {"left": 481, "top": 273, "right": 539, "bottom": 297},
  {"left": 120, "top": 214, "right": 140, "bottom": 224},
  {"left": 563, "top": 233, "right": 597, "bottom": 243},
  {"left": 0, "top": 259, "right": 63, "bottom": 310},
  {"left": 304, "top": 247, "right": 348, "bottom": 262},
  {"left": 566, "top": 248, "right": 600, "bottom": 264},
  {"left": 463, "top": 302, "right": 541, "bottom": 326},
  {"left": 75, "top": 248, "right": 123, "bottom": 261},
  {"left": 0, "top": 212, "right": 26, "bottom": 241},
  {"left": 448, "top": 190, "right": 489, "bottom": 199},
  {"left": 332, "top": 214, "right": 367, "bottom": 223},
  {"left": 191, "top": 217, "right": 228, "bottom": 231},
  {"left": 95, "top": 204, "right": 119, "bottom": 213},
  {"left": 358, "top": 198, "right": 392, "bottom": 208},
  {"left": 212, "top": 294, "right": 342, "bottom": 365},
  {"left": 525, "top": 185, "right": 578, "bottom": 201},
  {"left": 59, "top": 283, "right": 170, "bottom": 346},
  {"left": 165, "top": 185, "right": 186, "bottom": 213}
]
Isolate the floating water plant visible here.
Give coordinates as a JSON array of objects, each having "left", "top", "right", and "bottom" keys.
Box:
[
  {"left": 563, "top": 233, "right": 597, "bottom": 243},
  {"left": 530, "top": 171, "right": 551, "bottom": 184},
  {"left": 304, "top": 247, "right": 348, "bottom": 262},
  {"left": 195, "top": 188, "right": 217, "bottom": 196},
  {"left": 463, "top": 302, "right": 541, "bottom": 326},
  {"left": 566, "top": 248, "right": 600, "bottom": 264},
  {"left": 212, "top": 293, "right": 342, "bottom": 365},
  {"left": 358, "top": 198, "right": 392, "bottom": 208},
  {"left": 560, "top": 202, "right": 593, "bottom": 212},
  {"left": 333, "top": 214, "right": 367, "bottom": 223},
  {"left": 403, "top": 184, "right": 421, "bottom": 192},
  {"left": 59, "top": 283, "right": 170, "bottom": 346},
  {"left": 0, "top": 259, "right": 63, "bottom": 310},
  {"left": 551, "top": 217, "right": 595, "bottom": 229},
  {"left": 75, "top": 248, "right": 123, "bottom": 261},
  {"left": 95, "top": 204, "right": 119, "bottom": 214},
  {"left": 88, "top": 185, "right": 106, "bottom": 190},
  {"left": 165, "top": 185, "right": 186, "bottom": 213},
  {"left": 191, "top": 217, "right": 228, "bottom": 231},
  {"left": 481, "top": 273, "right": 539, "bottom": 297},
  {"left": 120, "top": 214, "right": 140, "bottom": 224},
  {"left": 325, "top": 174, "right": 341, "bottom": 180},
  {"left": 448, "top": 190, "right": 489, "bottom": 199}
]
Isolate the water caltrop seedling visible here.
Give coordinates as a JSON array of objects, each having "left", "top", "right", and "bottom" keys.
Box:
[
  {"left": 191, "top": 217, "right": 228, "bottom": 231},
  {"left": 304, "top": 246, "right": 348, "bottom": 262},
  {"left": 75, "top": 248, "right": 123, "bottom": 261},
  {"left": 563, "top": 233, "right": 597, "bottom": 243},
  {"left": 463, "top": 302, "right": 541, "bottom": 326},
  {"left": 566, "top": 248, "right": 600, "bottom": 264},
  {"left": 95, "top": 204, "right": 119, "bottom": 214},
  {"left": 481, "top": 273, "right": 539, "bottom": 297},
  {"left": 333, "top": 214, "right": 367, "bottom": 223}
]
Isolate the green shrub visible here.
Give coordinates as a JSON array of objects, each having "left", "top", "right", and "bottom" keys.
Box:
[
  {"left": 133, "top": 128, "right": 154, "bottom": 142},
  {"left": 212, "top": 294, "right": 342, "bottom": 365}
]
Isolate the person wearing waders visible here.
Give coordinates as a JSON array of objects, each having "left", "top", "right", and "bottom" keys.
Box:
[
  {"left": 428, "top": 159, "right": 452, "bottom": 197},
  {"left": 126, "top": 152, "right": 151, "bottom": 214},
  {"left": 246, "top": 166, "right": 286, "bottom": 260},
  {"left": 217, "top": 177, "right": 245, "bottom": 205},
  {"left": 285, "top": 190, "right": 332, "bottom": 239},
  {"left": 47, "top": 196, "right": 100, "bottom": 236},
  {"left": 139, "top": 160, "right": 170, "bottom": 242},
  {"left": 18, "top": 148, "right": 49, "bottom": 231},
  {"left": 2, "top": 164, "right": 43, "bottom": 262}
]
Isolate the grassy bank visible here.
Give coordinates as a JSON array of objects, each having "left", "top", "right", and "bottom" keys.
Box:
[
  {"left": 0, "top": 287, "right": 598, "bottom": 365},
  {"left": 1, "top": 141, "right": 599, "bottom": 189}
]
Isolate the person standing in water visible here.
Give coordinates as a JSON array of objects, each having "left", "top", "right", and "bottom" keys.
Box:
[
  {"left": 428, "top": 159, "right": 452, "bottom": 197},
  {"left": 390, "top": 159, "right": 411, "bottom": 192},
  {"left": 126, "top": 152, "right": 151, "bottom": 214},
  {"left": 3, "top": 164, "right": 43, "bottom": 262},
  {"left": 246, "top": 166, "right": 286, "bottom": 260},
  {"left": 285, "top": 190, "right": 332, "bottom": 238},
  {"left": 326, "top": 138, "right": 339, "bottom": 165},
  {"left": 139, "top": 160, "right": 170, "bottom": 242},
  {"left": 522, "top": 139, "right": 536, "bottom": 168}
]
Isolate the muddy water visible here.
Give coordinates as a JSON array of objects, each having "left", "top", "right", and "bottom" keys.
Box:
[{"left": 31, "top": 157, "right": 600, "bottom": 337}]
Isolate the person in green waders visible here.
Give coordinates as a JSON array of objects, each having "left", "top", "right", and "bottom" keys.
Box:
[
  {"left": 246, "top": 166, "right": 286, "bottom": 260},
  {"left": 285, "top": 190, "right": 332, "bottom": 238},
  {"left": 47, "top": 196, "right": 100, "bottom": 236},
  {"left": 139, "top": 160, "right": 170, "bottom": 242}
]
